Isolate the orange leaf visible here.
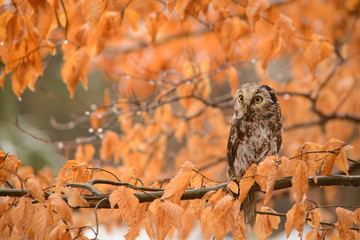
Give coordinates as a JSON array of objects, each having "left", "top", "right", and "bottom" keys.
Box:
[
  {"left": 264, "top": 166, "right": 277, "bottom": 205},
  {"left": 146, "top": 12, "right": 166, "bottom": 44},
  {"left": 75, "top": 144, "right": 95, "bottom": 163},
  {"left": 334, "top": 147, "right": 349, "bottom": 175},
  {"left": 48, "top": 193, "right": 73, "bottom": 224},
  {"left": 61, "top": 48, "right": 89, "bottom": 98},
  {"left": 335, "top": 207, "right": 354, "bottom": 238},
  {"left": 12, "top": 197, "right": 33, "bottom": 237},
  {"left": 100, "top": 131, "right": 120, "bottom": 161},
  {"left": 227, "top": 181, "right": 239, "bottom": 195},
  {"left": 124, "top": 203, "right": 148, "bottom": 240},
  {"left": 26, "top": 178, "right": 45, "bottom": 202},
  {"left": 49, "top": 223, "right": 73, "bottom": 240},
  {"left": 109, "top": 186, "right": 140, "bottom": 224},
  {"left": 150, "top": 199, "right": 184, "bottom": 240},
  {"left": 321, "top": 138, "right": 347, "bottom": 175},
  {"left": 11, "top": 55, "right": 40, "bottom": 98},
  {"left": 355, "top": 208, "right": 360, "bottom": 227},
  {"left": 200, "top": 206, "right": 214, "bottom": 240},
  {"left": 230, "top": 199, "right": 246, "bottom": 240},
  {"left": 285, "top": 201, "right": 306, "bottom": 238},
  {"left": 190, "top": 199, "right": 204, "bottom": 220},
  {"left": 166, "top": 0, "right": 177, "bottom": 14},
  {"left": 31, "top": 204, "right": 50, "bottom": 239},
  {"left": 291, "top": 159, "right": 308, "bottom": 201},
  {"left": 303, "top": 34, "right": 334, "bottom": 76},
  {"left": 308, "top": 209, "right": 322, "bottom": 229},
  {"left": 212, "top": 195, "right": 233, "bottom": 239},
  {"left": 226, "top": 65, "right": 238, "bottom": 97},
  {"left": 305, "top": 228, "right": 321, "bottom": 240},
  {"left": 261, "top": 38, "right": 274, "bottom": 70},
  {"left": 0, "top": 152, "right": 22, "bottom": 187},
  {"left": 253, "top": 206, "right": 280, "bottom": 240},
  {"left": 62, "top": 186, "right": 90, "bottom": 208},
  {"left": 82, "top": 0, "right": 107, "bottom": 30},
  {"left": 161, "top": 161, "right": 195, "bottom": 202},
  {"left": 71, "top": 162, "right": 92, "bottom": 183},
  {"left": 238, "top": 164, "right": 256, "bottom": 205},
  {"left": 272, "top": 14, "right": 295, "bottom": 56},
  {"left": 246, "top": 0, "right": 269, "bottom": 31},
  {"left": 256, "top": 156, "right": 277, "bottom": 191},
  {"left": 208, "top": 189, "right": 226, "bottom": 209}
]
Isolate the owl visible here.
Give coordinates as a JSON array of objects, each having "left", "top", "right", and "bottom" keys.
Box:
[{"left": 227, "top": 83, "right": 282, "bottom": 227}]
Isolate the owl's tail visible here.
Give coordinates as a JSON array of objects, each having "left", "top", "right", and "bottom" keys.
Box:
[{"left": 241, "top": 191, "right": 257, "bottom": 227}]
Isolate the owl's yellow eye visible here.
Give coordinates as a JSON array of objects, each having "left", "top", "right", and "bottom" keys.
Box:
[
  {"left": 254, "top": 96, "right": 262, "bottom": 103},
  {"left": 238, "top": 95, "right": 244, "bottom": 103}
]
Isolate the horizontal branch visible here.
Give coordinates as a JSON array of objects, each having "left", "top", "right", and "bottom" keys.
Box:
[
  {"left": 256, "top": 210, "right": 359, "bottom": 231},
  {"left": 1, "top": 175, "right": 360, "bottom": 209}
]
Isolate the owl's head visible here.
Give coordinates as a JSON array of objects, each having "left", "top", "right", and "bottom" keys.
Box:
[{"left": 234, "top": 83, "right": 279, "bottom": 117}]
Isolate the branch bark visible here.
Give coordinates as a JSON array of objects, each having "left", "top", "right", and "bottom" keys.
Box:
[{"left": 1, "top": 175, "right": 360, "bottom": 208}]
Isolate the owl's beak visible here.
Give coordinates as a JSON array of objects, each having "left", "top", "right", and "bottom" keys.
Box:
[{"left": 244, "top": 104, "right": 248, "bottom": 113}]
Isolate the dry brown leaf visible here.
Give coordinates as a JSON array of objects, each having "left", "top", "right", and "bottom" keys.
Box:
[
  {"left": 238, "top": 164, "right": 256, "bottom": 205},
  {"left": 253, "top": 206, "right": 280, "bottom": 240},
  {"left": 124, "top": 203, "right": 148, "bottom": 240},
  {"left": 0, "top": 152, "right": 22, "bottom": 187},
  {"left": 161, "top": 161, "right": 195, "bottom": 202},
  {"left": 226, "top": 65, "right": 238, "bottom": 97},
  {"left": 190, "top": 199, "right": 205, "bottom": 220},
  {"left": 146, "top": 12, "right": 166, "bottom": 44},
  {"left": 230, "top": 199, "right": 246, "bottom": 240},
  {"left": 48, "top": 193, "right": 73, "bottom": 224},
  {"left": 70, "top": 162, "right": 92, "bottom": 183},
  {"left": 100, "top": 131, "right": 120, "bottom": 161},
  {"left": 212, "top": 195, "right": 233, "bottom": 239},
  {"left": 109, "top": 186, "right": 140, "bottom": 224},
  {"left": 49, "top": 223, "right": 72, "bottom": 240},
  {"left": 75, "top": 144, "right": 95, "bottom": 163},
  {"left": 208, "top": 189, "right": 227, "bottom": 209},
  {"left": 305, "top": 228, "right": 321, "bottom": 240},
  {"left": 12, "top": 197, "right": 33, "bottom": 238},
  {"left": 82, "top": 0, "right": 107, "bottom": 30},
  {"left": 11, "top": 59, "right": 40, "bottom": 98},
  {"left": 256, "top": 156, "right": 277, "bottom": 192},
  {"left": 285, "top": 200, "right": 306, "bottom": 238},
  {"left": 355, "top": 208, "right": 360, "bottom": 227},
  {"left": 61, "top": 48, "right": 89, "bottom": 98},
  {"left": 227, "top": 180, "right": 239, "bottom": 195},
  {"left": 200, "top": 206, "right": 214, "bottom": 240},
  {"left": 321, "top": 138, "right": 348, "bottom": 175},
  {"left": 264, "top": 166, "right": 277, "bottom": 205},
  {"left": 62, "top": 186, "right": 90, "bottom": 208},
  {"left": 151, "top": 199, "right": 184, "bottom": 240},
  {"left": 335, "top": 207, "right": 354, "bottom": 238},
  {"left": 31, "top": 204, "right": 49, "bottom": 240},
  {"left": 308, "top": 209, "right": 322, "bottom": 229},
  {"left": 291, "top": 159, "right": 308, "bottom": 201},
  {"left": 335, "top": 148, "right": 349, "bottom": 175},
  {"left": 246, "top": 0, "right": 269, "bottom": 31},
  {"left": 303, "top": 34, "right": 334, "bottom": 76},
  {"left": 26, "top": 178, "right": 45, "bottom": 202},
  {"left": 166, "top": 0, "right": 177, "bottom": 14}
]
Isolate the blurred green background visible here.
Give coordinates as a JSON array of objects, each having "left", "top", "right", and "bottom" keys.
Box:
[{"left": 0, "top": 52, "right": 108, "bottom": 172}]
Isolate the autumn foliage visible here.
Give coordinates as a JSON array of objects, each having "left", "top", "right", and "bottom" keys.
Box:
[{"left": 1, "top": 0, "right": 360, "bottom": 239}]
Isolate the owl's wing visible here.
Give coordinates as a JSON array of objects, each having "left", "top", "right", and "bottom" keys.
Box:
[{"left": 226, "top": 121, "right": 239, "bottom": 173}]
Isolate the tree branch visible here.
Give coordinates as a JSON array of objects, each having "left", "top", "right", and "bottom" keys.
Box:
[{"left": 2, "top": 175, "right": 360, "bottom": 208}]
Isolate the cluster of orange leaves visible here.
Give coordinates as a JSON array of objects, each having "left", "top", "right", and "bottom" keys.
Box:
[{"left": 0, "top": 137, "right": 360, "bottom": 239}]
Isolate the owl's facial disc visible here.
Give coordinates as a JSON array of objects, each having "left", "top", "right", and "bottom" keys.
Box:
[{"left": 236, "top": 92, "right": 267, "bottom": 114}]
